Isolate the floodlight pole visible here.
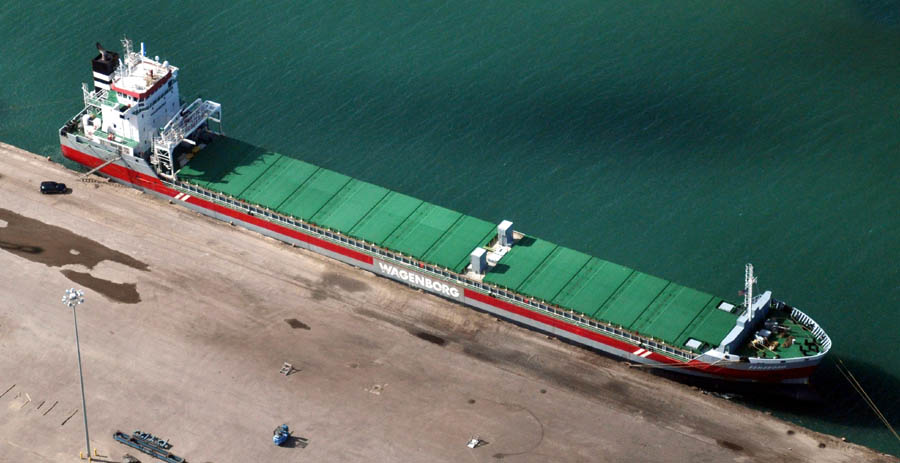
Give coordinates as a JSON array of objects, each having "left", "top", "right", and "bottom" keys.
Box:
[{"left": 63, "top": 288, "right": 91, "bottom": 461}]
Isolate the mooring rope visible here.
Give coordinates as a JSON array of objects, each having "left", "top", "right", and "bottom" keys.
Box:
[{"left": 834, "top": 357, "right": 900, "bottom": 444}]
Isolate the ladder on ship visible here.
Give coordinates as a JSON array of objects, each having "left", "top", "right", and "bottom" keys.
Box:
[
  {"left": 152, "top": 98, "right": 222, "bottom": 181},
  {"left": 153, "top": 144, "right": 175, "bottom": 179}
]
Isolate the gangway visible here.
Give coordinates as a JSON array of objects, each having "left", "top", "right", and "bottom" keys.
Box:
[
  {"left": 152, "top": 98, "right": 222, "bottom": 180},
  {"left": 80, "top": 154, "right": 123, "bottom": 178}
]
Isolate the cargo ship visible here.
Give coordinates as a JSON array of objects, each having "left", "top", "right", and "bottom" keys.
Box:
[{"left": 59, "top": 39, "right": 831, "bottom": 383}]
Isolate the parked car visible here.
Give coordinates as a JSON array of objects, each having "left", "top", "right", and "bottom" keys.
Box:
[{"left": 39, "top": 181, "right": 68, "bottom": 194}]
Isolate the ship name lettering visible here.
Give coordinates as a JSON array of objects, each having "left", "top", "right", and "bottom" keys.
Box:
[{"left": 377, "top": 262, "right": 460, "bottom": 298}]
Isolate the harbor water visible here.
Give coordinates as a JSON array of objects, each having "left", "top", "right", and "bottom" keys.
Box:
[{"left": 1, "top": 0, "right": 897, "bottom": 456}]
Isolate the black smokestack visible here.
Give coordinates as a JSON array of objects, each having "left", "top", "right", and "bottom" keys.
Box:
[{"left": 91, "top": 42, "right": 119, "bottom": 91}]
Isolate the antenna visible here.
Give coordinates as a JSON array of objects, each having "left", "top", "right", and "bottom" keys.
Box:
[
  {"left": 744, "top": 263, "right": 757, "bottom": 320},
  {"left": 120, "top": 36, "right": 138, "bottom": 74},
  {"left": 121, "top": 36, "right": 133, "bottom": 57}
]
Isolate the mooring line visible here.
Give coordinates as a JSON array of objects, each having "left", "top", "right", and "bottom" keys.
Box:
[{"left": 834, "top": 358, "right": 899, "bottom": 443}]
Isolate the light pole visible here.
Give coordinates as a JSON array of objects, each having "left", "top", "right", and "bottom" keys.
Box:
[{"left": 62, "top": 288, "right": 91, "bottom": 461}]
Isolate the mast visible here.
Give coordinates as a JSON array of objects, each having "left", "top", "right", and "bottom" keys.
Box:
[
  {"left": 121, "top": 36, "right": 133, "bottom": 58},
  {"left": 119, "top": 36, "right": 138, "bottom": 77},
  {"left": 744, "top": 263, "right": 756, "bottom": 319}
]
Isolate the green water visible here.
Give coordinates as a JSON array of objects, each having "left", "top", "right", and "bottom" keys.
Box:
[{"left": 1, "top": 1, "right": 898, "bottom": 455}]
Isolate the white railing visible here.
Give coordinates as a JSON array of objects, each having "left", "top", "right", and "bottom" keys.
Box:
[
  {"left": 790, "top": 307, "right": 832, "bottom": 353},
  {"left": 83, "top": 87, "right": 109, "bottom": 109},
  {"left": 170, "top": 178, "right": 698, "bottom": 363},
  {"left": 156, "top": 99, "right": 221, "bottom": 149}
]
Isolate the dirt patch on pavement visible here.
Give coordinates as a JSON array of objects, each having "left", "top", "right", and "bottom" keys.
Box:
[
  {"left": 311, "top": 272, "right": 370, "bottom": 301},
  {"left": 284, "top": 318, "right": 310, "bottom": 330},
  {"left": 60, "top": 269, "right": 141, "bottom": 304},
  {"left": 0, "top": 208, "right": 147, "bottom": 303},
  {"left": 717, "top": 439, "right": 745, "bottom": 452},
  {"left": 414, "top": 331, "right": 446, "bottom": 346}
]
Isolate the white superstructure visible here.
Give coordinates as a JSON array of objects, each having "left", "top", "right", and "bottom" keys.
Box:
[{"left": 77, "top": 38, "right": 221, "bottom": 177}]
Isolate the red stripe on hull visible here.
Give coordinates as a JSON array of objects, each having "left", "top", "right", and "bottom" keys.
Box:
[
  {"left": 60, "top": 144, "right": 815, "bottom": 382},
  {"left": 687, "top": 361, "right": 817, "bottom": 381},
  {"left": 465, "top": 289, "right": 636, "bottom": 353},
  {"left": 60, "top": 145, "right": 373, "bottom": 265},
  {"left": 61, "top": 144, "right": 172, "bottom": 195},
  {"left": 183, "top": 195, "right": 373, "bottom": 265},
  {"left": 464, "top": 289, "right": 816, "bottom": 382}
]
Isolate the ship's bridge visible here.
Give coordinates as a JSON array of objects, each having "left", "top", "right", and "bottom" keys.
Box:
[{"left": 111, "top": 55, "right": 175, "bottom": 100}]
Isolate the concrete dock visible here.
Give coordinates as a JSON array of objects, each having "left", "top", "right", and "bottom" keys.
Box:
[{"left": 0, "top": 142, "right": 892, "bottom": 462}]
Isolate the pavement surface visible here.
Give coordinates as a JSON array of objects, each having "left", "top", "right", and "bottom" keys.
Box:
[{"left": 0, "top": 142, "right": 894, "bottom": 462}]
